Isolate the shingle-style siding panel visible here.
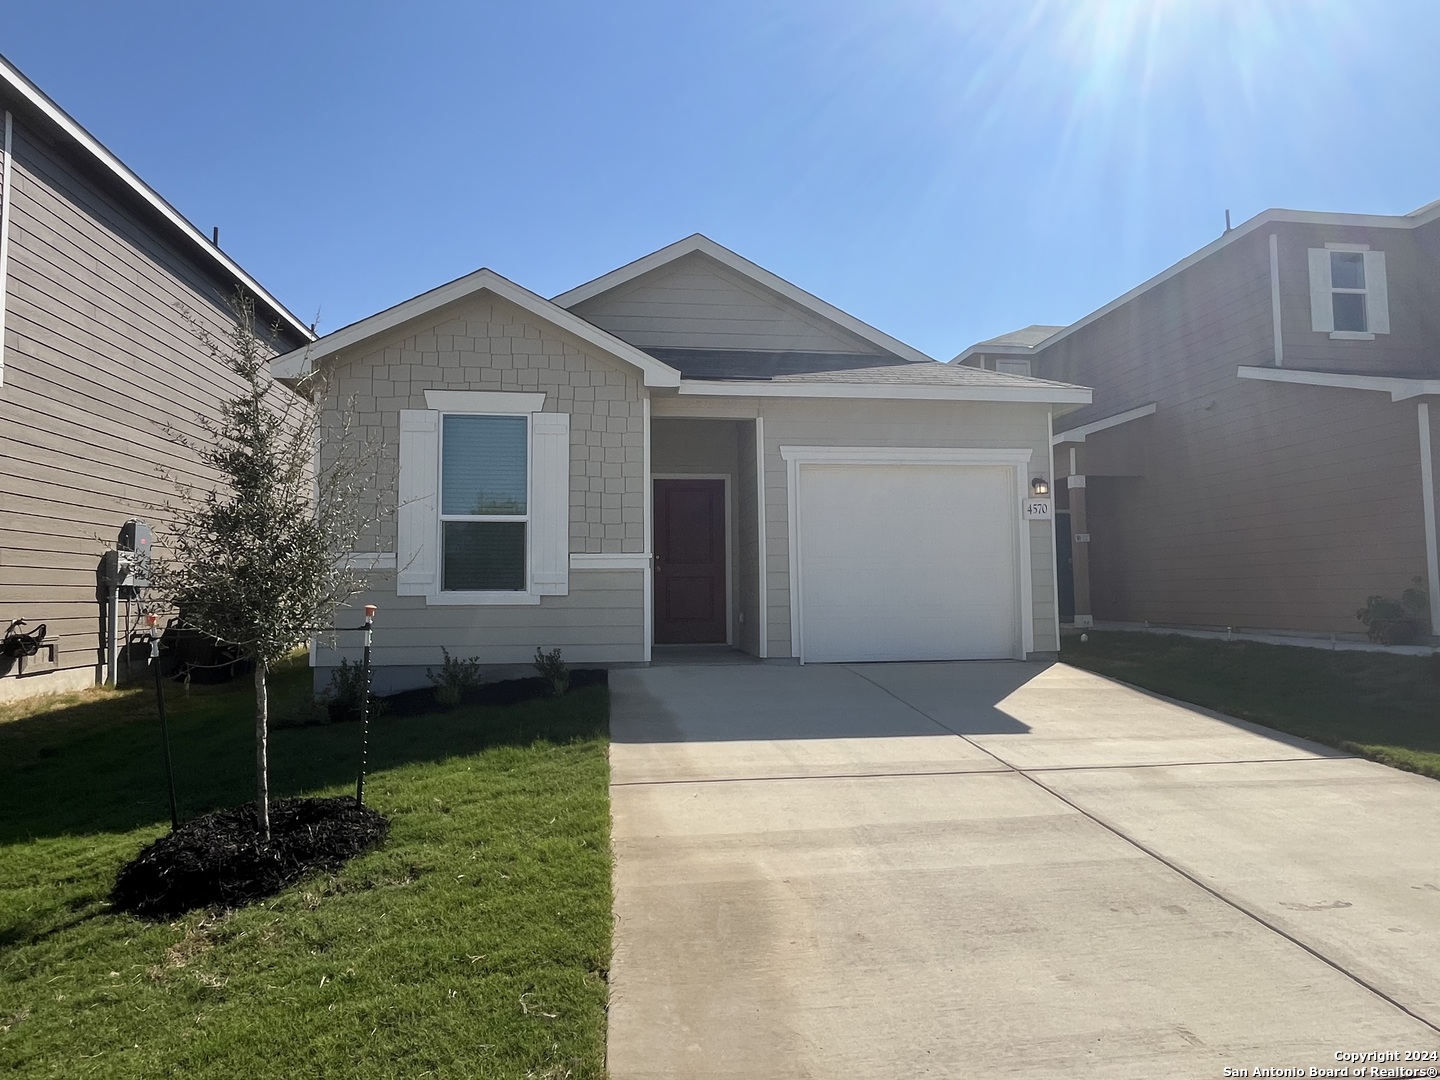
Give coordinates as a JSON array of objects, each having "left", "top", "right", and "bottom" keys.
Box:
[
  {"left": 312, "top": 291, "right": 649, "bottom": 677},
  {"left": 0, "top": 117, "right": 304, "bottom": 692},
  {"left": 569, "top": 252, "right": 877, "bottom": 356},
  {"left": 1033, "top": 222, "right": 1439, "bottom": 634}
]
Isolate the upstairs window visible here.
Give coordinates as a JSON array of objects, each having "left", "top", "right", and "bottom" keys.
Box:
[{"left": 1309, "top": 245, "right": 1389, "bottom": 339}]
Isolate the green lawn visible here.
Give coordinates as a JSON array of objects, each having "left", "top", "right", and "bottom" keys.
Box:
[
  {"left": 0, "top": 657, "right": 612, "bottom": 1079},
  {"left": 1062, "top": 631, "right": 1440, "bottom": 779}
]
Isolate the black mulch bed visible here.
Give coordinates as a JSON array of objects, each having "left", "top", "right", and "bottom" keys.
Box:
[
  {"left": 382, "top": 667, "right": 608, "bottom": 718},
  {"left": 112, "top": 796, "right": 390, "bottom": 920}
]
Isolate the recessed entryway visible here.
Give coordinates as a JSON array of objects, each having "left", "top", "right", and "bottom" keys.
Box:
[{"left": 653, "top": 477, "right": 728, "bottom": 644}]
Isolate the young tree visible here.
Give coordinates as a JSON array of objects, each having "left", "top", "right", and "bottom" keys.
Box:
[{"left": 160, "top": 294, "right": 384, "bottom": 840}]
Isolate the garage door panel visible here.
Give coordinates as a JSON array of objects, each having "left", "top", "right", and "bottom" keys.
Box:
[{"left": 797, "top": 464, "right": 1018, "bottom": 663}]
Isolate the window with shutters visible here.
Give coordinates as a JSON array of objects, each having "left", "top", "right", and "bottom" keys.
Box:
[
  {"left": 397, "top": 391, "right": 570, "bottom": 605},
  {"left": 1308, "top": 244, "right": 1389, "bottom": 340}
]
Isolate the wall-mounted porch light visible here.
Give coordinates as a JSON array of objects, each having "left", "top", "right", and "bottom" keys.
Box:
[{"left": 1031, "top": 476, "right": 1051, "bottom": 497}]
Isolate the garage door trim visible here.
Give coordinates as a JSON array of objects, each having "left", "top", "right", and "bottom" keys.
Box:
[{"left": 779, "top": 445, "right": 1035, "bottom": 663}]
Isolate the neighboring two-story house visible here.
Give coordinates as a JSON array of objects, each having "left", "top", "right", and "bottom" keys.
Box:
[
  {"left": 958, "top": 201, "right": 1440, "bottom": 640},
  {"left": 0, "top": 55, "right": 312, "bottom": 700}
]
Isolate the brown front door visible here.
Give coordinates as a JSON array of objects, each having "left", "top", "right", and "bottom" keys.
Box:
[{"left": 654, "top": 479, "right": 727, "bottom": 644}]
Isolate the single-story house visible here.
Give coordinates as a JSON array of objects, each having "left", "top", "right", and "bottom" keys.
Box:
[
  {"left": 273, "top": 236, "right": 1090, "bottom": 691},
  {"left": 955, "top": 200, "right": 1440, "bottom": 640}
]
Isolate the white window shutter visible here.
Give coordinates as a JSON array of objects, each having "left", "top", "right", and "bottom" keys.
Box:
[
  {"left": 1308, "top": 248, "right": 1334, "bottom": 332},
  {"left": 397, "top": 410, "right": 439, "bottom": 596},
  {"left": 529, "top": 412, "right": 571, "bottom": 596},
  {"left": 1364, "top": 250, "right": 1389, "bottom": 334}
]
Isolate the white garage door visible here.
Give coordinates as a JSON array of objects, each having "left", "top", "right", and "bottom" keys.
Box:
[{"left": 796, "top": 463, "right": 1020, "bottom": 663}]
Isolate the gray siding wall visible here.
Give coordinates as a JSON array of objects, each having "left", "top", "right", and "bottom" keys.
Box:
[
  {"left": 313, "top": 291, "right": 649, "bottom": 677},
  {"left": 0, "top": 115, "right": 302, "bottom": 690},
  {"left": 1035, "top": 223, "right": 1438, "bottom": 633},
  {"left": 735, "top": 420, "right": 761, "bottom": 656},
  {"left": 569, "top": 253, "right": 875, "bottom": 355},
  {"left": 651, "top": 396, "right": 1059, "bottom": 659}
]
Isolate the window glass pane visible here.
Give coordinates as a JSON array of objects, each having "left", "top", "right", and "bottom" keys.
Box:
[
  {"left": 1333, "top": 292, "right": 1367, "bottom": 332},
  {"left": 442, "top": 416, "right": 527, "bottom": 515},
  {"left": 1330, "top": 251, "right": 1365, "bottom": 290},
  {"left": 443, "top": 521, "right": 526, "bottom": 591}
]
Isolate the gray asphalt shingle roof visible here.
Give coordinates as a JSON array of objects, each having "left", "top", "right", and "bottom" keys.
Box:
[{"left": 645, "top": 348, "right": 1085, "bottom": 390}]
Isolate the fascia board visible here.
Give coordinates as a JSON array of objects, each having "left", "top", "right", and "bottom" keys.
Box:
[
  {"left": 0, "top": 54, "right": 311, "bottom": 342},
  {"left": 1052, "top": 402, "right": 1157, "bottom": 444},
  {"left": 676, "top": 379, "right": 1092, "bottom": 405},
  {"left": 1237, "top": 365, "right": 1440, "bottom": 401},
  {"left": 551, "top": 233, "right": 937, "bottom": 365},
  {"left": 270, "top": 268, "right": 681, "bottom": 387}
]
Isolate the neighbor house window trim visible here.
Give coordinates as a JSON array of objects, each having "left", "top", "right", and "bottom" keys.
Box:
[
  {"left": 1309, "top": 242, "right": 1389, "bottom": 340},
  {"left": 436, "top": 410, "right": 534, "bottom": 603}
]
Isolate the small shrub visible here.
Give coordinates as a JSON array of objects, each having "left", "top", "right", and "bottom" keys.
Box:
[
  {"left": 322, "top": 658, "right": 369, "bottom": 722},
  {"left": 427, "top": 647, "right": 485, "bottom": 709},
  {"left": 1356, "top": 578, "right": 1430, "bottom": 645},
  {"left": 533, "top": 646, "right": 570, "bottom": 697}
]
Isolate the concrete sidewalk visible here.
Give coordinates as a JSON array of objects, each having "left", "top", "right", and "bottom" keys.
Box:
[{"left": 608, "top": 662, "right": 1440, "bottom": 1079}]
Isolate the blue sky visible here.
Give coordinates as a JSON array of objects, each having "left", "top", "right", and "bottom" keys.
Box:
[{"left": 5, "top": 1, "right": 1438, "bottom": 358}]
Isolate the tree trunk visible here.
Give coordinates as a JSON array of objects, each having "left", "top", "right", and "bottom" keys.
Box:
[{"left": 255, "top": 659, "right": 270, "bottom": 841}]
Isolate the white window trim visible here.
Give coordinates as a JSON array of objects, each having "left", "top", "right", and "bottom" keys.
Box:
[
  {"left": 435, "top": 410, "right": 539, "bottom": 605},
  {"left": 777, "top": 445, "right": 1036, "bottom": 661},
  {"left": 1310, "top": 243, "right": 1387, "bottom": 339}
]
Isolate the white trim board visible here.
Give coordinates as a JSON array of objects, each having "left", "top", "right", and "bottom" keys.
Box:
[
  {"left": 0, "top": 110, "right": 12, "bottom": 387},
  {"left": 570, "top": 553, "right": 649, "bottom": 570},
  {"left": 679, "top": 379, "right": 1091, "bottom": 405},
  {"left": 754, "top": 415, "right": 768, "bottom": 659},
  {"left": 779, "top": 444, "right": 1036, "bottom": 662},
  {"left": 551, "top": 233, "right": 938, "bottom": 365},
  {"left": 1237, "top": 366, "right": 1440, "bottom": 401},
  {"left": 1418, "top": 403, "right": 1440, "bottom": 636},
  {"left": 423, "top": 390, "right": 545, "bottom": 413},
  {"left": 1052, "top": 403, "right": 1157, "bottom": 444},
  {"left": 0, "top": 56, "right": 311, "bottom": 340},
  {"left": 270, "top": 268, "right": 682, "bottom": 388}
]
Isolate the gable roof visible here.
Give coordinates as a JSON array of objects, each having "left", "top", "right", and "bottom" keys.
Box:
[
  {"left": 269, "top": 266, "right": 682, "bottom": 387},
  {"left": 951, "top": 324, "right": 1064, "bottom": 364},
  {"left": 552, "top": 234, "right": 937, "bottom": 365},
  {"left": 0, "top": 52, "right": 311, "bottom": 343}
]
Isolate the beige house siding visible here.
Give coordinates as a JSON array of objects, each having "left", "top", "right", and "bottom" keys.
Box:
[
  {"left": 313, "top": 291, "right": 649, "bottom": 678},
  {"left": 735, "top": 420, "right": 761, "bottom": 656},
  {"left": 568, "top": 252, "right": 876, "bottom": 355},
  {"left": 651, "top": 395, "right": 1059, "bottom": 659},
  {"left": 0, "top": 115, "right": 304, "bottom": 693}
]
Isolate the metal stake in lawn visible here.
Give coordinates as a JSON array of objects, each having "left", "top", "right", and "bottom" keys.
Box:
[
  {"left": 355, "top": 604, "right": 377, "bottom": 807},
  {"left": 147, "top": 613, "right": 180, "bottom": 830}
]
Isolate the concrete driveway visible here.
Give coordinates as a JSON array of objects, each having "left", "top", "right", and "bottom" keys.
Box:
[{"left": 607, "top": 661, "right": 1440, "bottom": 1079}]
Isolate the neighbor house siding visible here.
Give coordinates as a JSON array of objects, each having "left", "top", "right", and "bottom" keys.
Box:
[
  {"left": 568, "top": 252, "right": 875, "bottom": 355},
  {"left": 1036, "top": 222, "right": 1438, "bottom": 634},
  {"left": 1275, "top": 223, "right": 1440, "bottom": 377},
  {"left": 312, "top": 291, "right": 649, "bottom": 680},
  {"left": 0, "top": 115, "right": 303, "bottom": 697}
]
